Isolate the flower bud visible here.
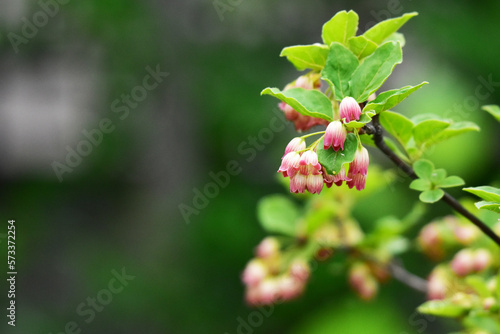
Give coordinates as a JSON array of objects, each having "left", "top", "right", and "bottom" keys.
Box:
[
  {"left": 427, "top": 267, "right": 449, "bottom": 300},
  {"left": 242, "top": 259, "right": 268, "bottom": 287},
  {"left": 257, "top": 278, "right": 279, "bottom": 304},
  {"left": 418, "top": 223, "right": 444, "bottom": 261},
  {"left": 290, "top": 173, "right": 307, "bottom": 194},
  {"left": 473, "top": 249, "right": 492, "bottom": 272},
  {"left": 256, "top": 237, "right": 280, "bottom": 259},
  {"left": 450, "top": 249, "right": 475, "bottom": 277},
  {"left": 483, "top": 297, "right": 496, "bottom": 311},
  {"left": 283, "top": 137, "right": 306, "bottom": 158},
  {"left": 324, "top": 121, "right": 347, "bottom": 151},
  {"left": 290, "top": 260, "right": 310, "bottom": 282},
  {"left": 339, "top": 96, "right": 362, "bottom": 123},
  {"left": 277, "top": 276, "right": 304, "bottom": 301},
  {"left": 453, "top": 224, "right": 479, "bottom": 245},
  {"left": 349, "top": 263, "right": 378, "bottom": 301}
]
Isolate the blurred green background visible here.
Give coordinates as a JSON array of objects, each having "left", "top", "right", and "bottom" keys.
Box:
[{"left": 0, "top": 0, "right": 499, "bottom": 333}]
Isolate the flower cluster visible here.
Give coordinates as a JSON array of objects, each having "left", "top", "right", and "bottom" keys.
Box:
[
  {"left": 278, "top": 93, "right": 370, "bottom": 194},
  {"left": 242, "top": 237, "right": 310, "bottom": 305},
  {"left": 278, "top": 74, "right": 329, "bottom": 131}
]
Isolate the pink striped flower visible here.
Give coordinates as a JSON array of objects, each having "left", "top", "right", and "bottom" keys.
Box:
[
  {"left": 278, "top": 152, "right": 301, "bottom": 178},
  {"left": 324, "top": 121, "right": 347, "bottom": 151},
  {"left": 350, "top": 147, "right": 369, "bottom": 176},
  {"left": 283, "top": 137, "right": 306, "bottom": 158},
  {"left": 333, "top": 165, "right": 351, "bottom": 187},
  {"left": 339, "top": 96, "right": 362, "bottom": 123},
  {"left": 287, "top": 150, "right": 324, "bottom": 194},
  {"left": 347, "top": 171, "right": 367, "bottom": 191}
]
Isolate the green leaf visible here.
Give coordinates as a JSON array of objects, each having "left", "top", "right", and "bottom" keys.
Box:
[
  {"left": 482, "top": 105, "right": 500, "bottom": 122},
  {"left": 280, "top": 44, "right": 329, "bottom": 71},
  {"left": 429, "top": 121, "right": 480, "bottom": 146},
  {"left": 413, "top": 160, "right": 434, "bottom": 180},
  {"left": 420, "top": 189, "right": 445, "bottom": 203},
  {"left": 430, "top": 169, "right": 447, "bottom": 184},
  {"left": 347, "top": 36, "right": 377, "bottom": 59},
  {"left": 417, "top": 300, "right": 468, "bottom": 318},
  {"left": 317, "top": 133, "right": 359, "bottom": 174},
  {"left": 363, "top": 82, "right": 428, "bottom": 114},
  {"left": 438, "top": 176, "right": 465, "bottom": 188},
  {"left": 466, "top": 276, "right": 491, "bottom": 298},
  {"left": 475, "top": 201, "right": 500, "bottom": 214},
  {"left": 350, "top": 41, "right": 403, "bottom": 103},
  {"left": 257, "top": 195, "right": 300, "bottom": 236},
  {"left": 345, "top": 112, "right": 374, "bottom": 129},
  {"left": 321, "top": 43, "right": 359, "bottom": 100},
  {"left": 413, "top": 119, "right": 450, "bottom": 147},
  {"left": 464, "top": 186, "right": 500, "bottom": 203},
  {"left": 261, "top": 87, "right": 333, "bottom": 121},
  {"left": 322, "top": 10, "right": 359, "bottom": 46},
  {"left": 410, "top": 179, "right": 431, "bottom": 191},
  {"left": 363, "top": 12, "right": 418, "bottom": 45},
  {"left": 383, "top": 32, "right": 406, "bottom": 47},
  {"left": 360, "top": 134, "right": 375, "bottom": 147},
  {"left": 379, "top": 110, "right": 414, "bottom": 145}
]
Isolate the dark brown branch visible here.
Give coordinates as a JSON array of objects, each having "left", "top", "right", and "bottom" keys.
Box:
[{"left": 364, "top": 115, "right": 500, "bottom": 247}]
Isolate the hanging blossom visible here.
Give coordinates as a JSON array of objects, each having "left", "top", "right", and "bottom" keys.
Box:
[
  {"left": 278, "top": 74, "right": 329, "bottom": 132},
  {"left": 242, "top": 238, "right": 311, "bottom": 305},
  {"left": 278, "top": 95, "right": 370, "bottom": 194}
]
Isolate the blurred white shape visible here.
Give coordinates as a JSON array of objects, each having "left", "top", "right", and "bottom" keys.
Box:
[
  {"left": 0, "top": 53, "right": 103, "bottom": 177},
  {"left": 0, "top": 0, "right": 28, "bottom": 27}
]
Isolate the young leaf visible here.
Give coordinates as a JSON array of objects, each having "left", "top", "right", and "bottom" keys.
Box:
[
  {"left": 322, "top": 10, "right": 359, "bottom": 46},
  {"left": 363, "top": 12, "right": 418, "bottom": 45},
  {"left": 463, "top": 186, "right": 500, "bottom": 203},
  {"left": 466, "top": 276, "right": 491, "bottom": 298},
  {"left": 429, "top": 122, "right": 480, "bottom": 146},
  {"left": 410, "top": 179, "right": 431, "bottom": 191},
  {"left": 474, "top": 201, "right": 500, "bottom": 213},
  {"left": 417, "top": 300, "right": 468, "bottom": 318},
  {"left": 413, "top": 119, "right": 450, "bottom": 147},
  {"left": 257, "top": 195, "right": 300, "bottom": 236},
  {"left": 317, "top": 134, "right": 358, "bottom": 174},
  {"left": 349, "top": 41, "right": 403, "bottom": 103},
  {"left": 430, "top": 169, "right": 447, "bottom": 184},
  {"left": 345, "top": 112, "right": 374, "bottom": 129},
  {"left": 379, "top": 111, "right": 414, "bottom": 145},
  {"left": 261, "top": 87, "right": 333, "bottom": 121},
  {"left": 413, "top": 160, "right": 434, "bottom": 180},
  {"left": 482, "top": 105, "right": 500, "bottom": 122},
  {"left": 438, "top": 176, "right": 465, "bottom": 188},
  {"left": 347, "top": 36, "right": 377, "bottom": 59},
  {"left": 383, "top": 32, "right": 406, "bottom": 47},
  {"left": 321, "top": 43, "right": 359, "bottom": 100},
  {"left": 420, "top": 189, "right": 445, "bottom": 203},
  {"left": 280, "top": 44, "right": 329, "bottom": 71},
  {"left": 363, "top": 82, "right": 428, "bottom": 114}
]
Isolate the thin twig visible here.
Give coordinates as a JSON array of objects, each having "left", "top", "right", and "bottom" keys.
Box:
[{"left": 364, "top": 115, "right": 500, "bottom": 247}]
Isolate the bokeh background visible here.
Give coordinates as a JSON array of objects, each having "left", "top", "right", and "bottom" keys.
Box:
[{"left": 0, "top": 0, "right": 499, "bottom": 333}]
